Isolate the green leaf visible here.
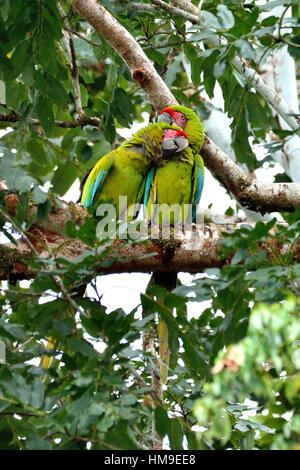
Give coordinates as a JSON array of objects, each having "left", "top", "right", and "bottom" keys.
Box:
[
  {"left": 191, "top": 57, "right": 203, "bottom": 87},
  {"left": 67, "top": 337, "right": 98, "bottom": 358},
  {"left": 26, "top": 437, "right": 53, "bottom": 450},
  {"left": 30, "top": 378, "right": 44, "bottom": 409},
  {"left": 168, "top": 419, "right": 183, "bottom": 450},
  {"left": 154, "top": 405, "right": 170, "bottom": 438},
  {"left": 37, "top": 199, "right": 51, "bottom": 221},
  {"left": 79, "top": 83, "right": 89, "bottom": 107},
  {"left": 44, "top": 75, "right": 69, "bottom": 110},
  {"left": 259, "top": 0, "right": 299, "bottom": 11},
  {"left": 104, "top": 421, "right": 138, "bottom": 450},
  {"left": 146, "top": 49, "right": 166, "bottom": 66},
  {"left": 51, "top": 162, "right": 80, "bottom": 196},
  {"left": 201, "top": 11, "right": 221, "bottom": 30},
  {"left": 31, "top": 187, "right": 47, "bottom": 204},
  {"left": 115, "top": 87, "right": 133, "bottom": 120},
  {"left": 80, "top": 144, "right": 93, "bottom": 162},
  {"left": 235, "top": 39, "right": 255, "bottom": 60},
  {"left": 35, "top": 95, "right": 54, "bottom": 134},
  {"left": 217, "top": 5, "right": 235, "bottom": 29},
  {"left": 10, "top": 41, "right": 31, "bottom": 80}
]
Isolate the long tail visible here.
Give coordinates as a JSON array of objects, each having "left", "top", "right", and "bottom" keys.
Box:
[
  {"left": 153, "top": 271, "right": 177, "bottom": 385},
  {"left": 40, "top": 337, "right": 56, "bottom": 382},
  {"left": 157, "top": 316, "right": 169, "bottom": 385},
  {"left": 40, "top": 337, "right": 56, "bottom": 370}
]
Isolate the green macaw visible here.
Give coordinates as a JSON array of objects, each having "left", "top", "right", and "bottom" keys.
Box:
[
  {"left": 145, "top": 105, "right": 205, "bottom": 385},
  {"left": 80, "top": 122, "right": 190, "bottom": 222},
  {"left": 156, "top": 105, "right": 205, "bottom": 222}
]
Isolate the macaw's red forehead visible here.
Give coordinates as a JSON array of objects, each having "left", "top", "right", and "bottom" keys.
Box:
[
  {"left": 163, "top": 128, "right": 188, "bottom": 139},
  {"left": 160, "top": 107, "right": 177, "bottom": 118}
]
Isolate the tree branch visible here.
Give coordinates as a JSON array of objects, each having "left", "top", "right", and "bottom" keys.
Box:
[
  {"left": 151, "top": 0, "right": 200, "bottom": 23},
  {"left": 171, "top": 0, "right": 200, "bottom": 17},
  {"left": 0, "top": 196, "right": 298, "bottom": 281},
  {"left": 57, "top": 2, "right": 85, "bottom": 116},
  {"left": 72, "top": 0, "right": 177, "bottom": 110},
  {"left": 0, "top": 103, "right": 101, "bottom": 128},
  {"left": 201, "top": 136, "right": 300, "bottom": 213},
  {"left": 63, "top": 27, "right": 103, "bottom": 48}
]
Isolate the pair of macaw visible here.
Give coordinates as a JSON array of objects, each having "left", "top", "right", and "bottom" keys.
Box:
[
  {"left": 40, "top": 107, "right": 204, "bottom": 381},
  {"left": 81, "top": 105, "right": 204, "bottom": 226},
  {"left": 81, "top": 105, "right": 205, "bottom": 385}
]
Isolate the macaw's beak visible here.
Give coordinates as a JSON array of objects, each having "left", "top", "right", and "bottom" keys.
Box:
[
  {"left": 161, "top": 135, "right": 189, "bottom": 157},
  {"left": 158, "top": 112, "right": 173, "bottom": 124}
]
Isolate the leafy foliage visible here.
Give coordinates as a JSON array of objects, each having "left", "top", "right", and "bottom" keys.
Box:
[{"left": 0, "top": 0, "right": 299, "bottom": 451}]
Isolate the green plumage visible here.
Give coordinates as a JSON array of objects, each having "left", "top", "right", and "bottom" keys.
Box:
[
  {"left": 167, "top": 105, "right": 204, "bottom": 154},
  {"left": 147, "top": 105, "right": 205, "bottom": 224},
  {"left": 81, "top": 122, "right": 185, "bottom": 220},
  {"left": 146, "top": 147, "right": 195, "bottom": 224},
  {"left": 150, "top": 105, "right": 205, "bottom": 385}
]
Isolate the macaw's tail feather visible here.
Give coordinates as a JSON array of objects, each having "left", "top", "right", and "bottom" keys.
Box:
[
  {"left": 40, "top": 337, "right": 56, "bottom": 380},
  {"left": 158, "top": 316, "right": 169, "bottom": 385},
  {"left": 153, "top": 271, "right": 177, "bottom": 385}
]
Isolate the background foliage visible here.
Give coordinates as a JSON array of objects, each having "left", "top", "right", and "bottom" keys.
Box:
[{"left": 0, "top": 0, "right": 299, "bottom": 450}]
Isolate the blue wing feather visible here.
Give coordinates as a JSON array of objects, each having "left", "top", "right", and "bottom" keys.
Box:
[
  {"left": 192, "top": 154, "right": 204, "bottom": 221},
  {"left": 91, "top": 170, "right": 105, "bottom": 203},
  {"left": 81, "top": 170, "right": 105, "bottom": 208},
  {"left": 81, "top": 152, "right": 115, "bottom": 208},
  {"left": 143, "top": 167, "right": 155, "bottom": 207}
]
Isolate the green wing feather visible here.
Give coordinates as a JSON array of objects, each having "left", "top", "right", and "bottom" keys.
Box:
[{"left": 81, "top": 152, "right": 115, "bottom": 208}]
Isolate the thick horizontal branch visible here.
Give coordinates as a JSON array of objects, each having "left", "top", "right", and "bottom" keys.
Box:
[
  {"left": 0, "top": 196, "right": 297, "bottom": 281},
  {"left": 201, "top": 136, "right": 300, "bottom": 213}
]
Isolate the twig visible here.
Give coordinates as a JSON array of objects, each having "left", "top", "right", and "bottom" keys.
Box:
[
  {"left": 0, "top": 115, "right": 100, "bottom": 129},
  {"left": 171, "top": 0, "right": 199, "bottom": 17},
  {"left": 275, "top": 6, "right": 300, "bottom": 49},
  {"left": 57, "top": 2, "right": 85, "bottom": 116},
  {"left": 161, "top": 47, "right": 179, "bottom": 80},
  {"left": 150, "top": 0, "right": 199, "bottom": 23},
  {"left": 63, "top": 27, "right": 103, "bottom": 47},
  {"left": 0, "top": 102, "right": 100, "bottom": 128}
]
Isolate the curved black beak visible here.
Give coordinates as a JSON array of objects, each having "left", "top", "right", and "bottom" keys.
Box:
[
  {"left": 174, "top": 136, "right": 189, "bottom": 153},
  {"left": 161, "top": 135, "right": 189, "bottom": 157},
  {"left": 158, "top": 112, "right": 173, "bottom": 125}
]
